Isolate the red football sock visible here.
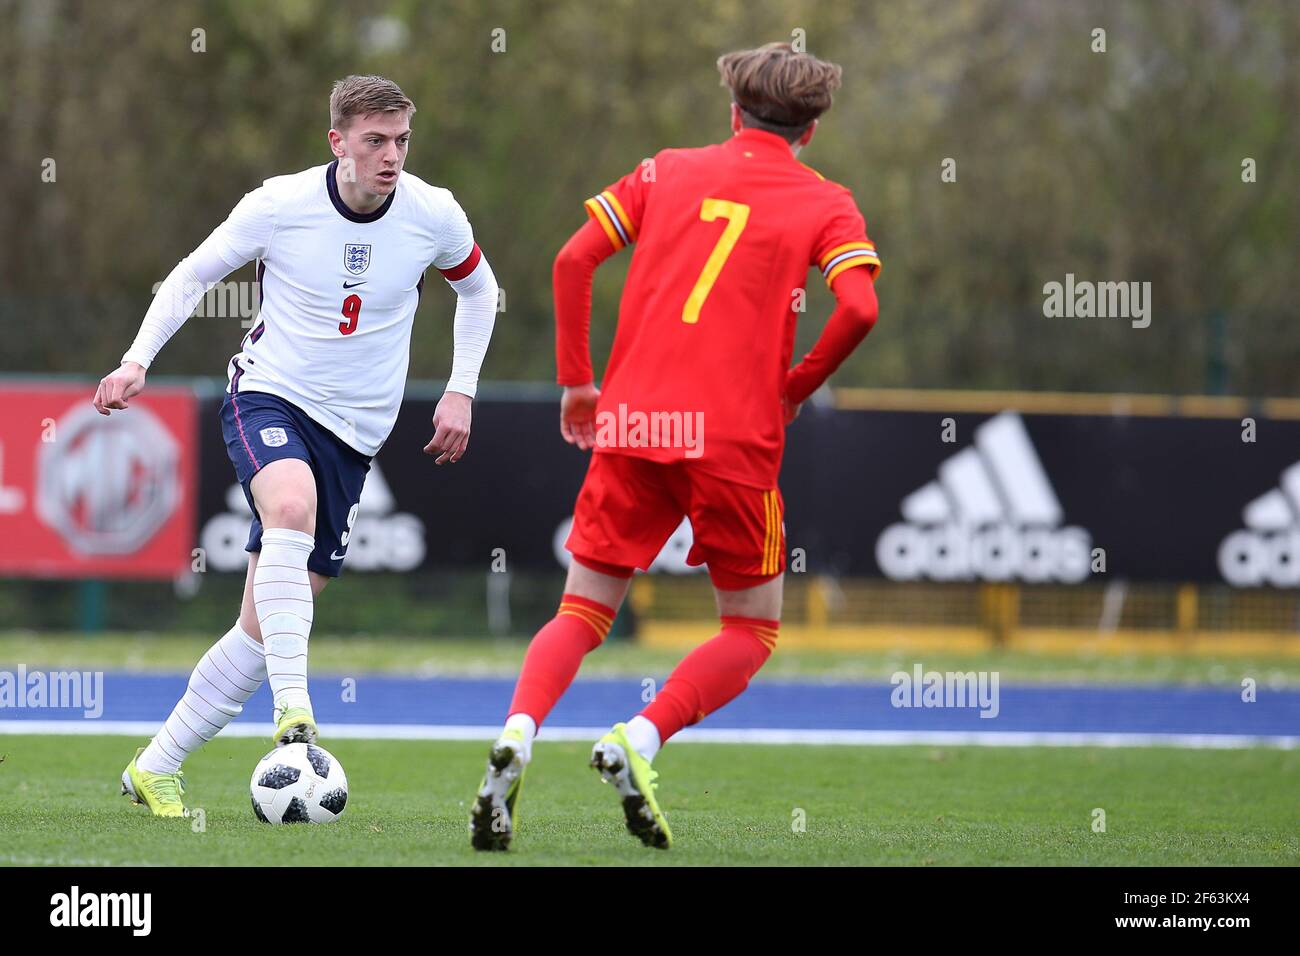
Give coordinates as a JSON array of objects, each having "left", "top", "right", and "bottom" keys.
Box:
[
  {"left": 639, "top": 616, "right": 778, "bottom": 743},
  {"left": 507, "top": 594, "right": 615, "bottom": 727}
]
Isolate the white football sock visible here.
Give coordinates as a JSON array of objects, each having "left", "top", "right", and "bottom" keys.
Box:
[
  {"left": 624, "top": 715, "right": 662, "bottom": 763},
  {"left": 501, "top": 713, "right": 537, "bottom": 762},
  {"left": 256, "top": 527, "right": 316, "bottom": 713},
  {"left": 138, "top": 621, "right": 267, "bottom": 774}
]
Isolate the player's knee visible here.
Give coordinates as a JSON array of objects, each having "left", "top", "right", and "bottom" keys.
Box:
[
  {"left": 240, "top": 614, "right": 262, "bottom": 642},
  {"left": 713, "top": 572, "right": 783, "bottom": 620},
  {"left": 264, "top": 496, "right": 315, "bottom": 533},
  {"left": 566, "top": 556, "right": 633, "bottom": 611}
]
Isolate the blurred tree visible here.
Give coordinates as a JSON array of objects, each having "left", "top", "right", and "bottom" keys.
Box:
[{"left": 1, "top": 0, "right": 1296, "bottom": 396}]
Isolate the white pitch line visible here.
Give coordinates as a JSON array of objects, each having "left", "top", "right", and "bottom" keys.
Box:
[{"left": 0, "top": 720, "right": 1295, "bottom": 749}]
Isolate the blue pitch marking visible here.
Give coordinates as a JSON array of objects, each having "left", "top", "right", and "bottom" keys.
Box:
[{"left": 1, "top": 673, "right": 1297, "bottom": 737}]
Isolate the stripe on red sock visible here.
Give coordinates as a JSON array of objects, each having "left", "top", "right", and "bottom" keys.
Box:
[
  {"left": 507, "top": 594, "right": 617, "bottom": 727},
  {"left": 640, "top": 617, "right": 778, "bottom": 743},
  {"left": 557, "top": 593, "right": 616, "bottom": 642}
]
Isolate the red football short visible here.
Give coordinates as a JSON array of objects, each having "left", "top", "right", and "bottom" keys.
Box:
[{"left": 565, "top": 451, "right": 785, "bottom": 590}]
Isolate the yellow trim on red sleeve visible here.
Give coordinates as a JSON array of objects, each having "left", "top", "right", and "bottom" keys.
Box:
[
  {"left": 583, "top": 196, "right": 625, "bottom": 251},
  {"left": 818, "top": 241, "right": 878, "bottom": 272},
  {"left": 600, "top": 190, "right": 638, "bottom": 242},
  {"left": 826, "top": 256, "right": 882, "bottom": 287}
]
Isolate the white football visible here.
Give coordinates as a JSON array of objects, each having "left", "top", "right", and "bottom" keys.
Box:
[{"left": 250, "top": 743, "right": 348, "bottom": 824}]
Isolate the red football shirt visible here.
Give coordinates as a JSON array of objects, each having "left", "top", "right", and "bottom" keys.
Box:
[{"left": 576, "top": 127, "right": 880, "bottom": 489}]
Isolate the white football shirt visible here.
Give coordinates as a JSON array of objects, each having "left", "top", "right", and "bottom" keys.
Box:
[{"left": 212, "top": 162, "right": 479, "bottom": 455}]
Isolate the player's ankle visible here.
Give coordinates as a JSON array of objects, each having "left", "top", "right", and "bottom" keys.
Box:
[
  {"left": 136, "top": 747, "right": 179, "bottom": 776},
  {"left": 501, "top": 713, "right": 537, "bottom": 761},
  {"left": 275, "top": 691, "right": 312, "bottom": 713},
  {"left": 625, "top": 715, "right": 661, "bottom": 763}
]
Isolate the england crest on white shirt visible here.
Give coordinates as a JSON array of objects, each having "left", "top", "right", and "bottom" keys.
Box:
[{"left": 344, "top": 243, "right": 371, "bottom": 275}]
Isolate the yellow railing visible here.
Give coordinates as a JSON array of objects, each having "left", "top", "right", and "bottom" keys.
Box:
[{"left": 630, "top": 576, "right": 1300, "bottom": 656}]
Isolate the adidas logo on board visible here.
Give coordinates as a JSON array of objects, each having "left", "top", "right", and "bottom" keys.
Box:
[
  {"left": 1218, "top": 461, "right": 1300, "bottom": 587},
  {"left": 876, "top": 412, "right": 1093, "bottom": 583}
]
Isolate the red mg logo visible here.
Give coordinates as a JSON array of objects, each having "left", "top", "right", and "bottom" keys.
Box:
[{"left": 36, "top": 405, "right": 181, "bottom": 555}]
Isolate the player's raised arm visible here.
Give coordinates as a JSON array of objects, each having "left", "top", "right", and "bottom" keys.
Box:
[
  {"left": 423, "top": 208, "right": 500, "bottom": 464},
  {"left": 93, "top": 187, "right": 275, "bottom": 415}
]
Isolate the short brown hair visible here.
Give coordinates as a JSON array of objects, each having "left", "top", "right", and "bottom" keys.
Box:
[
  {"left": 717, "top": 43, "right": 842, "bottom": 140},
  {"left": 329, "top": 74, "right": 416, "bottom": 131}
]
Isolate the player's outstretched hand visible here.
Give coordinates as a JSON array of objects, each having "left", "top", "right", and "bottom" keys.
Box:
[
  {"left": 93, "top": 361, "right": 147, "bottom": 416},
  {"left": 560, "top": 383, "right": 600, "bottom": 451},
  {"left": 425, "top": 390, "right": 472, "bottom": 464}
]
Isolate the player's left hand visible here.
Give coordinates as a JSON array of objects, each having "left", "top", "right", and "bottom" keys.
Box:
[
  {"left": 560, "top": 383, "right": 601, "bottom": 450},
  {"left": 782, "top": 393, "right": 802, "bottom": 425},
  {"left": 425, "top": 391, "right": 472, "bottom": 464},
  {"left": 93, "top": 361, "right": 147, "bottom": 416}
]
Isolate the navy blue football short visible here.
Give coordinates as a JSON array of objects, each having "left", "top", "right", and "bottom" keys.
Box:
[{"left": 219, "top": 390, "right": 372, "bottom": 577}]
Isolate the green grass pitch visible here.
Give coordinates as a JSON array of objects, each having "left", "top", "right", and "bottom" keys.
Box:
[{"left": 1, "top": 734, "right": 1296, "bottom": 866}]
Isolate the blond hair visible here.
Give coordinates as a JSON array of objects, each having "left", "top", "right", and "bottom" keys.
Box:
[{"left": 329, "top": 74, "right": 416, "bottom": 130}]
